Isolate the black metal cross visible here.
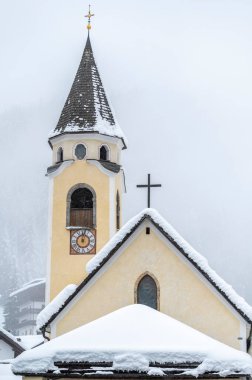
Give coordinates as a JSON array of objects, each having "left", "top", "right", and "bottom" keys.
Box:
[{"left": 137, "top": 174, "right": 162, "bottom": 208}]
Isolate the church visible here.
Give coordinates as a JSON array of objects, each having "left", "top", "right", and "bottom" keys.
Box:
[{"left": 12, "top": 9, "right": 252, "bottom": 380}]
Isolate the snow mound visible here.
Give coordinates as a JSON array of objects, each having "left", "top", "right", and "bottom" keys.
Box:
[
  {"left": 36, "top": 284, "right": 77, "bottom": 330},
  {"left": 12, "top": 305, "right": 252, "bottom": 377},
  {"left": 86, "top": 208, "right": 252, "bottom": 321},
  {"left": 0, "top": 363, "right": 21, "bottom": 379}
]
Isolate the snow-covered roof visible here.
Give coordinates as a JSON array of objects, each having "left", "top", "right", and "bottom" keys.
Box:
[
  {"left": 38, "top": 208, "right": 252, "bottom": 329},
  {"left": 17, "top": 335, "right": 44, "bottom": 350},
  {"left": 49, "top": 34, "right": 127, "bottom": 148},
  {"left": 36, "top": 284, "right": 77, "bottom": 331},
  {"left": 0, "top": 328, "right": 25, "bottom": 353},
  {"left": 12, "top": 305, "right": 252, "bottom": 377},
  {"left": 0, "top": 329, "right": 42, "bottom": 355},
  {"left": 86, "top": 208, "right": 252, "bottom": 321},
  {"left": 10, "top": 278, "right": 45, "bottom": 297}
]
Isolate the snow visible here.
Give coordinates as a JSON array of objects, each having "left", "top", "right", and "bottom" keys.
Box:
[
  {"left": 48, "top": 56, "right": 127, "bottom": 144},
  {"left": 36, "top": 284, "right": 77, "bottom": 330},
  {"left": 0, "top": 328, "right": 25, "bottom": 351},
  {"left": 17, "top": 335, "right": 43, "bottom": 350},
  {"left": 12, "top": 305, "right": 252, "bottom": 377},
  {"left": 0, "top": 363, "right": 21, "bottom": 380},
  {"left": 49, "top": 118, "right": 126, "bottom": 142},
  {"left": 86, "top": 208, "right": 252, "bottom": 321},
  {"left": 10, "top": 278, "right": 45, "bottom": 297}
]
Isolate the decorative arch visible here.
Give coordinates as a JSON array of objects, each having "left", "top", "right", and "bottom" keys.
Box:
[
  {"left": 66, "top": 183, "right": 96, "bottom": 227},
  {"left": 134, "top": 272, "right": 160, "bottom": 310},
  {"left": 56, "top": 147, "right": 63, "bottom": 163},
  {"left": 99, "top": 144, "right": 110, "bottom": 161}
]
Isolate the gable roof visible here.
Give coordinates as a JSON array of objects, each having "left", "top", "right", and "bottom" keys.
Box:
[
  {"left": 12, "top": 305, "right": 252, "bottom": 377},
  {"left": 49, "top": 34, "right": 126, "bottom": 148},
  {"left": 0, "top": 328, "right": 25, "bottom": 356},
  {"left": 39, "top": 209, "right": 252, "bottom": 330}
]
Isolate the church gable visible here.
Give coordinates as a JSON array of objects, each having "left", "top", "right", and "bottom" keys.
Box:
[{"left": 47, "top": 211, "right": 249, "bottom": 350}]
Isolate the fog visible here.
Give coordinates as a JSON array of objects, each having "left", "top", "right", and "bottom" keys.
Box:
[{"left": 0, "top": 0, "right": 252, "bottom": 302}]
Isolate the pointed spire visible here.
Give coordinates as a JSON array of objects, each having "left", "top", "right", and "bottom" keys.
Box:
[{"left": 50, "top": 28, "right": 126, "bottom": 148}]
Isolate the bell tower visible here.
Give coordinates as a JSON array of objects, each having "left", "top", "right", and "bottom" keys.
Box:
[{"left": 46, "top": 12, "right": 126, "bottom": 301}]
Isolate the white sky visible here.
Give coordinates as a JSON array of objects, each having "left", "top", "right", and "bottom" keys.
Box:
[{"left": 1, "top": 0, "right": 252, "bottom": 301}]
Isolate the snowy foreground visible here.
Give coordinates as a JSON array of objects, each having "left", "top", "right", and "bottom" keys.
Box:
[
  {"left": 0, "top": 363, "right": 21, "bottom": 380},
  {"left": 12, "top": 305, "right": 252, "bottom": 377}
]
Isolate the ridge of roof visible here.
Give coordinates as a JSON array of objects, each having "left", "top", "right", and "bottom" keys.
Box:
[
  {"left": 39, "top": 209, "right": 252, "bottom": 330},
  {"left": 49, "top": 34, "right": 126, "bottom": 148}
]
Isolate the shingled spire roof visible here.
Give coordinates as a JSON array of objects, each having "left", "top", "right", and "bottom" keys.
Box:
[{"left": 49, "top": 34, "right": 126, "bottom": 148}]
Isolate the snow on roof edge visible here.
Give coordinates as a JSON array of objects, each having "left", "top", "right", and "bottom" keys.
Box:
[
  {"left": 86, "top": 208, "right": 252, "bottom": 322},
  {"left": 36, "top": 284, "right": 77, "bottom": 331},
  {"left": 48, "top": 122, "right": 127, "bottom": 145},
  {"left": 10, "top": 278, "right": 46, "bottom": 297}
]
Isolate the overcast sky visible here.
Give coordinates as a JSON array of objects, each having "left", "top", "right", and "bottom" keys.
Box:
[{"left": 1, "top": 0, "right": 252, "bottom": 301}]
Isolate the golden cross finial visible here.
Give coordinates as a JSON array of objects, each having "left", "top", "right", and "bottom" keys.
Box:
[{"left": 85, "top": 5, "right": 94, "bottom": 31}]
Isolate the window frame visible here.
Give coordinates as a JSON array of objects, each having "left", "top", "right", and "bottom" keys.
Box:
[
  {"left": 66, "top": 183, "right": 96, "bottom": 227},
  {"left": 56, "top": 146, "right": 64, "bottom": 163},
  {"left": 116, "top": 191, "right": 120, "bottom": 230},
  {"left": 73, "top": 143, "right": 87, "bottom": 160},
  {"left": 99, "top": 144, "right": 110, "bottom": 161},
  {"left": 134, "top": 272, "right": 160, "bottom": 310}
]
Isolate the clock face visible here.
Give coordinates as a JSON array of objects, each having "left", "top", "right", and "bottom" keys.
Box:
[{"left": 70, "top": 229, "right": 96, "bottom": 255}]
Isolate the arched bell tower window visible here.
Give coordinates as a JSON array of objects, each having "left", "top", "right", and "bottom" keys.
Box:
[
  {"left": 116, "top": 191, "right": 120, "bottom": 230},
  {"left": 135, "top": 273, "right": 159, "bottom": 310},
  {"left": 99, "top": 145, "right": 109, "bottom": 161},
  {"left": 66, "top": 184, "right": 96, "bottom": 227},
  {"left": 56, "top": 147, "right": 63, "bottom": 163}
]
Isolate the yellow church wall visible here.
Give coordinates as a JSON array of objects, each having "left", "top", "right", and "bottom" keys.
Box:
[
  {"left": 49, "top": 159, "right": 121, "bottom": 300},
  {"left": 54, "top": 223, "right": 243, "bottom": 349}
]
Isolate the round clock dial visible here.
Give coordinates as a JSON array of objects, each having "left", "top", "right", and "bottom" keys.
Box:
[{"left": 71, "top": 229, "right": 95, "bottom": 254}]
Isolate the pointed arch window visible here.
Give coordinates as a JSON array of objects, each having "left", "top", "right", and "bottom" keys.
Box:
[
  {"left": 66, "top": 184, "right": 96, "bottom": 227},
  {"left": 116, "top": 191, "right": 120, "bottom": 230},
  {"left": 56, "top": 147, "right": 63, "bottom": 163},
  {"left": 99, "top": 145, "right": 109, "bottom": 161},
  {"left": 136, "top": 274, "right": 158, "bottom": 310}
]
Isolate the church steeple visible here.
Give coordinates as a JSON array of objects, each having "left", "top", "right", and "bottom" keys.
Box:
[
  {"left": 46, "top": 12, "right": 126, "bottom": 301},
  {"left": 49, "top": 30, "right": 126, "bottom": 149}
]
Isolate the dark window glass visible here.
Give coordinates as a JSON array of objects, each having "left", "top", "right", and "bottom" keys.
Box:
[
  {"left": 137, "top": 275, "right": 157, "bottom": 310},
  {"left": 100, "top": 145, "right": 108, "bottom": 161},
  {"left": 71, "top": 188, "right": 93, "bottom": 208},
  {"left": 70, "top": 188, "right": 93, "bottom": 227},
  {"left": 75, "top": 144, "right": 86, "bottom": 159},
  {"left": 57, "top": 147, "right": 63, "bottom": 163}
]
